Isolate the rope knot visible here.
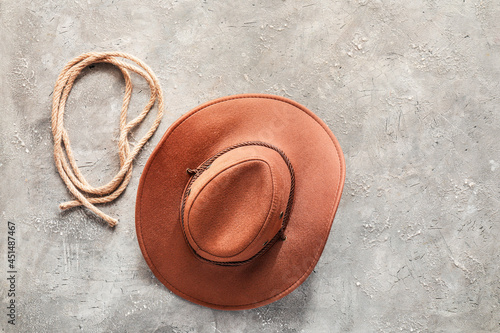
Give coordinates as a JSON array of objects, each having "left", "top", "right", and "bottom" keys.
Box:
[{"left": 186, "top": 168, "right": 198, "bottom": 175}]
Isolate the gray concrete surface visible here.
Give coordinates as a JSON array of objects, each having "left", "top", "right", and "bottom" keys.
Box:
[{"left": 1, "top": 0, "right": 500, "bottom": 332}]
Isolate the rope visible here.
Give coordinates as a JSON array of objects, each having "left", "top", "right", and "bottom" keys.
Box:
[{"left": 51, "top": 52, "right": 164, "bottom": 227}]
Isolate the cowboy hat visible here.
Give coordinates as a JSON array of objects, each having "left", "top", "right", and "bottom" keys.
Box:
[{"left": 135, "top": 94, "right": 345, "bottom": 310}]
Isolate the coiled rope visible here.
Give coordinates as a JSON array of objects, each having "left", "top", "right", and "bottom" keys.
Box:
[{"left": 51, "top": 52, "right": 164, "bottom": 227}]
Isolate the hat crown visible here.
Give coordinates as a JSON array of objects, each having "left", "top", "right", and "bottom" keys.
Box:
[{"left": 181, "top": 143, "right": 293, "bottom": 265}]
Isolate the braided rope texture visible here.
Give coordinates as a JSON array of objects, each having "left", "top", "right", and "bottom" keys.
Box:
[{"left": 51, "top": 52, "right": 164, "bottom": 227}]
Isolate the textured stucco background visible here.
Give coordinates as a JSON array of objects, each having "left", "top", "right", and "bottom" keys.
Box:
[{"left": 1, "top": 0, "right": 500, "bottom": 332}]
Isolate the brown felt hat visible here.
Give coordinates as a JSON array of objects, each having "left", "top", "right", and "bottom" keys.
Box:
[{"left": 135, "top": 94, "right": 346, "bottom": 310}]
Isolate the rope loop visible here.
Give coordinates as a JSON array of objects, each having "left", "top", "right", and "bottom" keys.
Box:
[{"left": 51, "top": 52, "right": 164, "bottom": 227}]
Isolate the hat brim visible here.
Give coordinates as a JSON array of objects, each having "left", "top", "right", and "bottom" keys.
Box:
[{"left": 135, "top": 94, "right": 345, "bottom": 310}]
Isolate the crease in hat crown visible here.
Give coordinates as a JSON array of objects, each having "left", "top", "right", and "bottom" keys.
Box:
[{"left": 180, "top": 142, "right": 294, "bottom": 265}]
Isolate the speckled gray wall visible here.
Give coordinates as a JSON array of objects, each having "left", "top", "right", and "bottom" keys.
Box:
[{"left": 1, "top": 0, "right": 499, "bottom": 332}]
